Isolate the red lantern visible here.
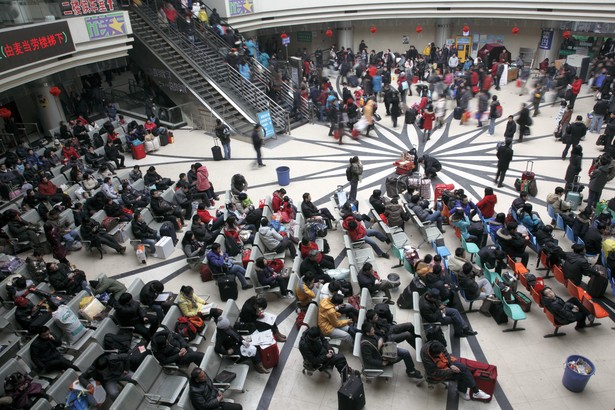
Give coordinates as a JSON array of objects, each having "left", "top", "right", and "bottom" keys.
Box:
[
  {"left": 325, "top": 29, "right": 333, "bottom": 38},
  {"left": 49, "top": 86, "right": 61, "bottom": 97},
  {"left": 0, "top": 108, "right": 12, "bottom": 119},
  {"left": 462, "top": 25, "right": 470, "bottom": 36},
  {"left": 370, "top": 25, "right": 377, "bottom": 34},
  {"left": 280, "top": 32, "right": 288, "bottom": 39},
  {"left": 512, "top": 26, "right": 520, "bottom": 35},
  {"left": 416, "top": 25, "right": 423, "bottom": 34},
  {"left": 563, "top": 30, "right": 571, "bottom": 39}
]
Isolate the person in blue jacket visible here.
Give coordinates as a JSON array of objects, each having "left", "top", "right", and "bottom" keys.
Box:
[{"left": 206, "top": 243, "right": 252, "bottom": 289}]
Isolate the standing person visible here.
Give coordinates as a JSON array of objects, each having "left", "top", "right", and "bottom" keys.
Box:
[
  {"left": 434, "top": 96, "right": 446, "bottom": 129},
  {"left": 564, "top": 145, "right": 583, "bottom": 192},
  {"left": 363, "top": 99, "right": 376, "bottom": 137},
  {"left": 214, "top": 119, "right": 232, "bottom": 160},
  {"left": 587, "top": 155, "right": 611, "bottom": 209},
  {"left": 251, "top": 124, "right": 265, "bottom": 167},
  {"left": 531, "top": 84, "right": 543, "bottom": 117},
  {"left": 348, "top": 156, "right": 363, "bottom": 203},
  {"left": 476, "top": 90, "right": 489, "bottom": 128},
  {"left": 516, "top": 103, "right": 531, "bottom": 142},
  {"left": 495, "top": 138, "right": 513, "bottom": 188},
  {"left": 562, "top": 115, "right": 587, "bottom": 160},
  {"left": 390, "top": 90, "right": 400, "bottom": 128},
  {"left": 568, "top": 76, "right": 582, "bottom": 107},
  {"left": 487, "top": 95, "right": 500, "bottom": 135},
  {"left": 422, "top": 104, "right": 435, "bottom": 142},
  {"left": 589, "top": 98, "right": 609, "bottom": 134}
]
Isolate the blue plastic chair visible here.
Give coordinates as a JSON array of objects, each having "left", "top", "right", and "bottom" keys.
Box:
[
  {"left": 556, "top": 214, "right": 566, "bottom": 231},
  {"left": 546, "top": 204, "right": 556, "bottom": 221},
  {"left": 565, "top": 225, "right": 576, "bottom": 243},
  {"left": 461, "top": 237, "right": 480, "bottom": 261}
]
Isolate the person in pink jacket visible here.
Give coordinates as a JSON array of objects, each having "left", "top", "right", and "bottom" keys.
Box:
[{"left": 195, "top": 163, "right": 218, "bottom": 206}]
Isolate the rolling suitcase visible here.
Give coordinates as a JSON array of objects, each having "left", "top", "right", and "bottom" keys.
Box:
[
  {"left": 159, "top": 130, "right": 169, "bottom": 146},
  {"left": 258, "top": 342, "right": 280, "bottom": 368},
  {"left": 212, "top": 138, "right": 223, "bottom": 161},
  {"left": 131, "top": 143, "right": 146, "bottom": 160},
  {"left": 458, "top": 358, "right": 497, "bottom": 402},
  {"left": 521, "top": 160, "right": 535, "bottom": 180},
  {"left": 453, "top": 107, "right": 463, "bottom": 120},
  {"left": 217, "top": 274, "right": 238, "bottom": 301},
  {"left": 338, "top": 367, "right": 366, "bottom": 410},
  {"left": 565, "top": 176, "right": 583, "bottom": 210}
]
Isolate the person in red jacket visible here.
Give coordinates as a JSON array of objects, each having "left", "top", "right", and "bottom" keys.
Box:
[
  {"left": 476, "top": 187, "right": 498, "bottom": 219},
  {"left": 422, "top": 104, "right": 436, "bottom": 142},
  {"left": 568, "top": 76, "right": 583, "bottom": 107},
  {"left": 299, "top": 237, "right": 334, "bottom": 269},
  {"left": 341, "top": 216, "right": 390, "bottom": 258},
  {"left": 61, "top": 142, "right": 79, "bottom": 162},
  {"left": 37, "top": 176, "right": 70, "bottom": 206},
  {"left": 271, "top": 188, "right": 286, "bottom": 212},
  {"left": 481, "top": 75, "right": 493, "bottom": 93}
]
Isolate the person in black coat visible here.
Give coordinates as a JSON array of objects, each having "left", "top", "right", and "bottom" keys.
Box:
[
  {"left": 139, "top": 280, "right": 169, "bottom": 322},
  {"left": 114, "top": 293, "right": 158, "bottom": 341},
  {"left": 418, "top": 155, "right": 441, "bottom": 178},
  {"left": 78, "top": 353, "right": 134, "bottom": 400},
  {"left": 562, "top": 115, "right": 587, "bottom": 160},
  {"left": 151, "top": 328, "right": 203, "bottom": 367},
  {"left": 299, "top": 326, "right": 349, "bottom": 377},
  {"left": 562, "top": 244, "right": 593, "bottom": 286},
  {"left": 541, "top": 287, "right": 593, "bottom": 329},
  {"left": 214, "top": 317, "right": 268, "bottom": 373},
  {"left": 583, "top": 224, "right": 605, "bottom": 256},
  {"left": 478, "top": 245, "right": 507, "bottom": 274},
  {"left": 564, "top": 145, "right": 583, "bottom": 192},
  {"left": 150, "top": 190, "right": 183, "bottom": 230},
  {"left": 496, "top": 221, "right": 529, "bottom": 266},
  {"left": 503, "top": 115, "right": 517, "bottom": 139},
  {"left": 189, "top": 367, "right": 242, "bottom": 410},
  {"left": 516, "top": 103, "right": 531, "bottom": 142},
  {"left": 495, "top": 138, "right": 513, "bottom": 187},
  {"left": 369, "top": 189, "right": 388, "bottom": 215},
  {"left": 240, "top": 296, "right": 286, "bottom": 342},
  {"left": 31, "top": 326, "right": 79, "bottom": 372},
  {"left": 104, "top": 140, "right": 125, "bottom": 169}
]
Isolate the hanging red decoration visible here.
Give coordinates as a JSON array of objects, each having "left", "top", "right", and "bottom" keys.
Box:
[
  {"left": 563, "top": 30, "right": 572, "bottom": 39},
  {"left": 462, "top": 25, "right": 470, "bottom": 36},
  {"left": 415, "top": 25, "right": 423, "bottom": 34},
  {"left": 280, "top": 32, "right": 288, "bottom": 39},
  {"left": 512, "top": 26, "right": 520, "bottom": 35},
  {"left": 0, "top": 108, "right": 12, "bottom": 119},
  {"left": 370, "top": 25, "right": 377, "bottom": 34},
  {"left": 49, "top": 86, "right": 61, "bottom": 97},
  {"left": 325, "top": 29, "right": 333, "bottom": 38}
]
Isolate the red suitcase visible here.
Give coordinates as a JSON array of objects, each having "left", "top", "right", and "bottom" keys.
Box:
[
  {"left": 458, "top": 358, "right": 497, "bottom": 402},
  {"left": 521, "top": 160, "right": 535, "bottom": 180},
  {"left": 434, "top": 183, "right": 454, "bottom": 203},
  {"left": 258, "top": 343, "right": 279, "bottom": 369},
  {"left": 131, "top": 143, "right": 146, "bottom": 160}
]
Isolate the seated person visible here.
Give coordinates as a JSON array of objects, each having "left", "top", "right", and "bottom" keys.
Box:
[
  {"left": 104, "top": 199, "right": 132, "bottom": 222},
  {"left": 240, "top": 296, "right": 286, "bottom": 342},
  {"left": 384, "top": 198, "right": 409, "bottom": 229},
  {"left": 206, "top": 243, "right": 252, "bottom": 290},
  {"left": 150, "top": 190, "right": 183, "bottom": 231},
  {"left": 409, "top": 194, "right": 444, "bottom": 233},
  {"left": 151, "top": 328, "right": 204, "bottom": 367},
  {"left": 541, "top": 287, "right": 594, "bottom": 329},
  {"left": 511, "top": 191, "right": 528, "bottom": 213},
  {"left": 419, "top": 288, "right": 477, "bottom": 338},
  {"left": 258, "top": 217, "right": 297, "bottom": 258},
  {"left": 357, "top": 262, "right": 398, "bottom": 304},
  {"left": 583, "top": 223, "right": 605, "bottom": 256},
  {"left": 424, "top": 264, "right": 455, "bottom": 303},
  {"left": 318, "top": 294, "right": 353, "bottom": 345},
  {"left": 369, "top": 189, "right": 388, "bottom": 215},
  {"left": 477, "top": 245, "right": 507, "bottom": 274},
  {"left": 420, "top": 340, "right": 491, "bottom": 401},
  {"left": 114, "top": 293, "right": 159, "bottom": 341},
  {"left": 230, "top": 173, "right": 248, "bottom": 196},
  {"left": 89, "top": 275, "right": 126, "bottom": 305},
  {"left": 448, "top": 248, "right": 480, "bottom": 276},
  {"left": 300, "top": 250, "right": 333, "bottom": 283},
  {"left": 196, "top": 203, "right": 225, "bottom": 231},
  {"left": 450, "top": 208, "right": 478, "bottom": 243},
  {"left": 223, "top": 215, "right": 255, "bottom": 246},
  {"left": 131, "top": 211, "right": 160, "bottom": 256},
  {"left": 121, "top": 182, "right": 149, "bottom": 209},
  {"left": 496, "top": 222, "right": 529, "bottom": 267},
  {"left": 563, "top": 244, "right": 593, "bottom": 286},
  {"left": 299, "top": 326, "right": 350, "bottom": 377},
  {"left": 366, "top": 309, "right": 418, "bottom": 349},
  {"left": 80, "top": 218, "right": 126, "bottom": 257},
  {"left": 173, "top": 185, "right": 193, "bottom": 217},
  {"left": 178, "top": 286, "right": 221, "bottom": 320},
  {"left": 140, "top": 280, "right": 172, "bottom": 322},
  {"left": 295, "top": 272, "right": 318, "bottom": 311},
  {"left": 31, "top": 326, "right": 79, "bottom": 373},
  {"left": 254, "top": 256, "right": 289, "bottom": 296},
  {"left": 78, "top": 353, "right": 133, "bottom": 400},
  {"left": 15, "top": 297, "right": 51, "bottom": 334},
  {"left": 476, "top": 187, "right": 497, "bottom": 219},
  {"left": 129, "top": 165, "right": 142, "bottom": 182},
  {"left": 191, "top": 214, "right": 219, "bottom": 246},
  {"left": 189, "top": 368, "right": 242, "bottom": 410},
  {"left": 487, "top": 212, "right": 506, "bottom": 237},
  {"left": 26, "top": 252, "right": 47, "bottom": 284},
  {"left": 299, "top": 237, "right": 334, "bottom": 269},
  {"left": 519, "top": 203, "right": 543, "bottom": 233},
  {"left": 104, "top": 140, "right": 125, "bottom": 169},
  {"left": 46, "top": 262, "right": 88, "bottom": 295},
  {"left": 271, "top": 188, "right": 287, "bottom": 212},
  {"left": 301, "top": 192, "right": 336, "bottom": 228},
  {"left": 454, "top": 195, "right": 479, "bottom": 218},
  {"left": 360, "top": 322, "right": 423, "bottom": 379},
  {"left": 546, "top": 186, "right": 575, "bottom": 226},
  {"left": 214, "top": 317, "right": 269, "bottom": 374},
  {"left": 573, "top": 208, "right": 592, "bottom": 241},
  {"left": 342, "top": 216, "right": 390, "bottom": 258},
  {"left": 181, "top": 231, "right": 205, "bottom": 269},
  {"left": 46, "top": 208, "right": 81, "bottom": 251},
  {"left": 320, "top": 279, "right": 353, "bottom": 299},
  {"left": 457, "top": 262, "right": 497, "bottom": 304},
  {"left": 7, "top": 210, "right": 46, "bottom": 254}
]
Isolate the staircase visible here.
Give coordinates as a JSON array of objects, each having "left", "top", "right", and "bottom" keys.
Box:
[{"left": 130, "top": 5, "right": 294, "bottom": 135}]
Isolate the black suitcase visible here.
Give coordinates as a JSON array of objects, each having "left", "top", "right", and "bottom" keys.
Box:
[
  {"left": 159, "top": 131, "right": 169, "bottom": 146},
  {"left": 338, "top": 368, "right": 365, "bottom": 410},
  {"left": 453, "top": 107, "right": 463, "bottom": 120},
  {"left": 587, "top": 265, "right": 608, "bottom": 298},
  {"left": 212, "top": 138, "right": 223, "bottom": 161},
  {"left": 405, "top": 108, "right": 417, "bottom": 124},
  {"left": 489, "top": 301, "right": 508, "bottom": 324},
  {"left": 217, "top": 274, "right": 238, "bottom": 301}
]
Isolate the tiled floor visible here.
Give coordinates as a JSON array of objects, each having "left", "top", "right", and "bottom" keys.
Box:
[{"left": 64, "top": 75, "right": 615, "bottom": 409}]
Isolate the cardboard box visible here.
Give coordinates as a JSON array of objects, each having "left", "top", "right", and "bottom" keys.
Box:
[{"left": 154, "top": 236, "right": 175, "bottom": 259}]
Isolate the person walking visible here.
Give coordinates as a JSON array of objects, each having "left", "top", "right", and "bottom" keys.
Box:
[
  {"left": 487, "top": 95, "right": 500, "bottom": 135},
  {"left": 251, "top": 123, "right": 265, "bottom": 167},
  {"left": 495, "top": 138, "right": 513, "bottom": 188},
  {"left": 390, "top": 90, "right": 400, "bottom": 128},
  {"left": 562, "top": 115, "right": 587, "bottom": 160},
  {"left": 516, "top": 103, "right": 531, "bottom": 142},
  {"left": 215, "top": 119, "right": 232, "bottom": 160},
  {"left": 587, "top": 155, "right": 611, "bottom": 209},
  {"left": 531, "top": 84, "right": 543, "bottom": 117},
  {"left": 348, "top": 156, "right": 363, "bottom": 203}
]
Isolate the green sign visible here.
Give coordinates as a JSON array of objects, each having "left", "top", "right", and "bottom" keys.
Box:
[{"left": 297, "top": 31, "right": 312, "bottom": 43}]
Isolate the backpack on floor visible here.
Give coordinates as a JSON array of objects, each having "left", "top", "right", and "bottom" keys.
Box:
[{"left": 175, "top": 316, "right": 197, "bottom": 341}]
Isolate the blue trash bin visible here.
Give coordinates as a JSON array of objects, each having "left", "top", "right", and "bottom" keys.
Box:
[
  {"left": 562, "top": 355, "right": 595, "bottom": 392},
  {"left": 276, "top": 166, "right": 290, "bottom": 186}
]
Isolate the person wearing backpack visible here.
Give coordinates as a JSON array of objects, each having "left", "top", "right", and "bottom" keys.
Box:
[
  {"left": 215, "top": 119, "right": 232, "bottom": 160},
  {"left": 487, "top": 95, "right": 501, "bottom": 136},
  {"left": 347, "top": 156, "right": 363, "bottom": 202},
  {"left": 152, "top": 328, "right": 204, "bottom": 367}
]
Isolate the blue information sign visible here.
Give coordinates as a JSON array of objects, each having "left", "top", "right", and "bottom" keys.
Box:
[
  {"left": 257, "top": 110, "right": 275, "bottom": 139},
  {"left": 539, "top": 30, "right": 553, "bottom": 50},
  {"left": 282, "top": 37, "right": 290, "bottom": 46}
]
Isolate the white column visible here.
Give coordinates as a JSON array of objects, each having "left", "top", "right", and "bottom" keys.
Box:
[
  {"left": 535, "top": 22, "right": 562, "bottom": 68},
  {"left": 32, "top": 83, "right": 66, "bottom": 133},
  {"left": 337, "top": 21, "right": 354, "bottom": 50},
  {"left": 435, "top": 18, "right": 452, "bottom": 48}
]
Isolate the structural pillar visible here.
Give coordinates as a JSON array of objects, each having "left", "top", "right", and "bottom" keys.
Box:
[
  {"left": 534, "top": 21, "right": 562, "bottom": 68},
  {"left": 435, "top": 18, "right": 452, "bottom": 48},
  {"left": 32, "top": 82, "right": 66, "bottom": 134},
  {"left": 337, "top": 20, "right": 354, "bottom": 51}
]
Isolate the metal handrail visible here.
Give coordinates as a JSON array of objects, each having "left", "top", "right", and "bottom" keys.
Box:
[{"left": 134, "top": 1, "right": 290, "bottom": 134}]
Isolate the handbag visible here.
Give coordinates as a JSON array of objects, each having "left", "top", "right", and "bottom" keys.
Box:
[
  {"left": 374, "top": 113, "right": 382, "bottom": 121},
  {"left": 381, "top": 342, "right": 398, "bottom": 359},
  {"left": 213, "top": 370, "right": 237, "bottom": 384}
]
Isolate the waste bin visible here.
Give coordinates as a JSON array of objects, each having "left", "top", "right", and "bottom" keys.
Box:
[
  {"left": 276, "top": 166, "right": 290, "bottom": 186},
  {"left": 562, "top": 355, "right": 595, "bottom": 392},
  {"left": 388, "top": 273, "right": 401, "bottom": 292}
]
